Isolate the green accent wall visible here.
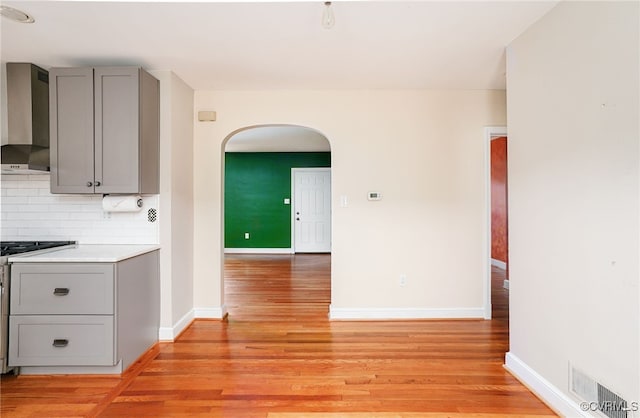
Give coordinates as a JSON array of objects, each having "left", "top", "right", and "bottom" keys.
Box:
[{"left": 225, "top": 152, "right": 331, "bottom": 249}]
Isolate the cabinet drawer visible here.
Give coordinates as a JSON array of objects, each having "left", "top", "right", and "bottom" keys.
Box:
[
  {"left": 11, "top": 264, "right": 114, "bottom": 314},
  {"left": 8, "top": 315, "right": 115, "bottom": 366}
]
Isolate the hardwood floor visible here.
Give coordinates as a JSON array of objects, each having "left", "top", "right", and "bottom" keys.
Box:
[
  {"left": 1, "top": 255, "right": 555, "bottom": 417},
  {"left": 491, "top": 265, "right": 509, "bottom": 321}
]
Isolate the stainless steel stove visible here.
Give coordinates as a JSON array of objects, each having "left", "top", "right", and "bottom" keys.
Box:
[
  {"left": 1, "top": 241, "right": 76, "bottom": 257},
  {"left": 0, "top": 241, "right": 76, "bottom": 374}
]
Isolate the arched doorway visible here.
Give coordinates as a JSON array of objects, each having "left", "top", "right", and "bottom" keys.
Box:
[{"left": 221, "top": 124, "right": 332, "bottom": 319}]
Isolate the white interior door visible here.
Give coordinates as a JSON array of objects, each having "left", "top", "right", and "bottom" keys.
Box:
[{"left": 293, "top": 168, "right": 331, "bottom": 253}]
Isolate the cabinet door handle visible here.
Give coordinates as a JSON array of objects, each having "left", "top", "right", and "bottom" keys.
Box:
[
  {"left": 52, "top": 339, "right": 69, "bottom": 348},
  {"left": 53, "top": 288, "right": 69, "bottom": 296},
  {"left": 95, "top": 181, "right": 101, "bottom": 187},
  {"left": 86, "top": 181, "right": 93, "bottom": 187}
]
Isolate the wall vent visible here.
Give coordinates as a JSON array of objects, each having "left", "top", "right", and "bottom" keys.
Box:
[
  {"left": 597, "top": 384, "right": 628, "bottom": 418},
  {"left": 148, "top": 208, "right": 157, "bottom": 223},
  {"left": 571, "top": 367, "right": 598, "bottom": 403},
  {"left": 570, "top": 365, "right": 630, "bottom": 418}
]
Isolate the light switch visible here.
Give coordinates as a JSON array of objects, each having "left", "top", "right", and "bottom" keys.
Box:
[
  {"left": 340, "top": 195, "right": 348, "bottom": 207},
  {"left": 367, "top": 192, "right": 382, "bottom": 201},
  {"left": 284, "top": 198, "right": 290, "bottom": 205}
]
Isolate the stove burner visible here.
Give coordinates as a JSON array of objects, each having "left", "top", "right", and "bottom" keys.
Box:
[{"left": 0, "top": 241, "right": 76, "bottom": 257}]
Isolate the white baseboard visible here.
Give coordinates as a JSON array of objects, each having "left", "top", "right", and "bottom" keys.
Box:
[
  {"left": 491, "top": 258, "right": 507, "bottom": 270},
  {"left": 195, "top": 305, "right": 228, "bottom": 319},
  {"left": 505, "top": 352, "right": 586, "bottom": 417},
  {"left": 158, "top": 306, "right": 227, "bottom": 341},
  {"left": 158, "top": 309, "right": 195, "bottom": 341},
  {"left": 329, "top": 306, "right": 485, "bottom": 320},
  {"left": 225, "top": 248, "right": 294, "bottom": 254},
  {"left": 503, "top": 279, "right": 510, "bottom": 290}
]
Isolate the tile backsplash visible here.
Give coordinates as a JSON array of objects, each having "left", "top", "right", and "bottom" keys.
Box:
[{"left": 0, "top": 174, "right": 159, "bottom": 244}]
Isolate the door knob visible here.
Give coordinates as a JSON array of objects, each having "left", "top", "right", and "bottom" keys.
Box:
[
  {"left": 95, "top": 181, "right": 101, "bottom": 187},
  {"left": 86, "top": 181, "right": 93, "bottom": 187},
  {"left": 296, "top": 218, "right": 300, "bottom": 221}
]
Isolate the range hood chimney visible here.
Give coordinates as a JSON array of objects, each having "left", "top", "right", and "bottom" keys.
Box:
[{"left": 1, "top": 63, "right": 50, "bottom": 173}]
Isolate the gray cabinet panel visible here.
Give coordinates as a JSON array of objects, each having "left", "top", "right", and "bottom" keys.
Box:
[
  {"left": 139, "top": 69, "right": 160, "bottom": 194},
  {"left": 10, "top": 264, "right": 114, "bottom": 315},
  {"left": 9, "top": 315, "right": 115, "bottom": 366},
  {"left": 117, "top": 250, "right": 160, "bottom": 371},
  {"left": 95, "top": 67, "right": 139, "bottom": 194},
  {"left": 49, "top": 66, "right": 159, "bottom": 194},
  {"left": 50, "top": 68, "right": 95, "bottom": 193}
]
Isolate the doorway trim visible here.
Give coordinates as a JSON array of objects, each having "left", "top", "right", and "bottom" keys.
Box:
[{"left": 484, "top": 126, "right": 507, "bottom": 320}]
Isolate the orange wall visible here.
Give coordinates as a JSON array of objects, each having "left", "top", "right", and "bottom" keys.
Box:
[{"left": 491, "top": 137, "right": 508, "bottom": 264}]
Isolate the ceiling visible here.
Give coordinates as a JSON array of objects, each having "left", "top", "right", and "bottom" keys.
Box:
[{"left": 0, "top": 0, "right": 558, "bottom": 91}]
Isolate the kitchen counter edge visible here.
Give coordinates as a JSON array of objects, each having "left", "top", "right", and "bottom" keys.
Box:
[{"left": 7, "top": 245, "right": 161, "bottom": 263}]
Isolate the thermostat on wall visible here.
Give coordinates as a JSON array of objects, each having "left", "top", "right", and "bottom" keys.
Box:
[{"left": 367, "top": 191, "right": 382, "bottom": 201}]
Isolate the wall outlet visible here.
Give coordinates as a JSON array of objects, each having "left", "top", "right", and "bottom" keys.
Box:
[
  {"left": 244, "top": 232, "right": 250, "bottom": 239},
  {"left": 399, "top": 274, "right": 407, "bottom": 287}
]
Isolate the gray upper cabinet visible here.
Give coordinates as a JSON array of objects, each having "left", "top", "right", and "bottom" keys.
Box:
[
  {"left": 49, "top": 68, "right": 94, "bottom": 193},
  {"left": 50, "top": 67, "right": 159, "bottom": 194}
]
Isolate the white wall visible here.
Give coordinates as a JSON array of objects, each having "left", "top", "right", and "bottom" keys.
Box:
[
  {"left": 193, "top": 89, "right": 506, "bottom": 319},
  {"left": 0, "top": 174, "right": 158, "bottom": 244},
  {"left": 506, "top": 1, "right": 639, "bottom": 413},
  {"left": 151, "top": 71, "right": 195, "bottom": 339}
]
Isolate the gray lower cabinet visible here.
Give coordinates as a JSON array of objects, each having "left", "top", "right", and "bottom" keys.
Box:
[
  {"left": 9, "top": 316, "right": 115, "bottom": 366},
  {"left": 8, "top": 250, "right": 159, "bottom": 374},
  {"left": 50, "top": 66, "right": 159, "bottom": 194}
]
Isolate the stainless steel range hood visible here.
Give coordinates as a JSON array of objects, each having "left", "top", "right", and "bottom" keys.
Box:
[{"left": 1, "top": 63, "right": 50, "bottom": 173}]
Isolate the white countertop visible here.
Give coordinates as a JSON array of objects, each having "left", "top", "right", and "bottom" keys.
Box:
[{"left": 8, "top": 244, "right": 160, "bottom": 263}]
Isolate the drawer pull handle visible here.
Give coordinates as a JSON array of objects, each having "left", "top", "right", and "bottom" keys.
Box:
[
  {"left": 53, "top": 288, "right": 69, "bottom": 296},
  {"left": 52, "top": 339, "right": 69, "bottom": 348}
]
